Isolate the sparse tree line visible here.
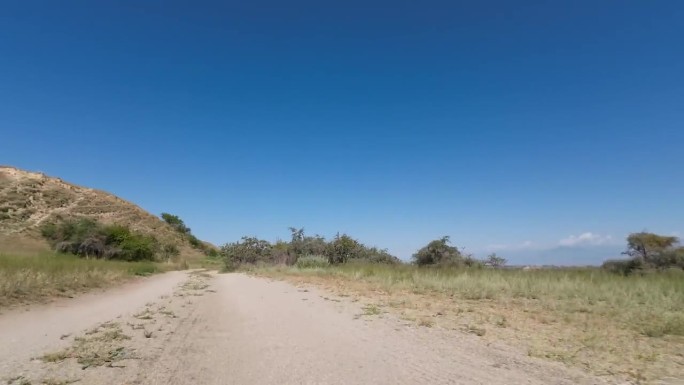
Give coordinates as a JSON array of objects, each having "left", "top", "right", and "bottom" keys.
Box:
[
  {"left": 220, "top": 229, "right": 684, "bottom": 274},
  {"left": 41, "top": 211, "right": 683, "bottom": 276},
  {"left": 220, "top": 228, "right": 508, "bottom": 270},
  {"left": 220, "top": 228, "right": 402, "bottom": 271}
]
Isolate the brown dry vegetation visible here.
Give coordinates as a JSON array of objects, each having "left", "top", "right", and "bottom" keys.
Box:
[
  {"left": 253, "top": 264, "right": 684, "bottom": 384},
  {"left": 0, "top": 166, "right": 204, "bottom": 260}
]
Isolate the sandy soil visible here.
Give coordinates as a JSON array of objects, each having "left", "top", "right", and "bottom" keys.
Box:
[{"left": 0, "top": 272, "right": 621, "bottom": 384}]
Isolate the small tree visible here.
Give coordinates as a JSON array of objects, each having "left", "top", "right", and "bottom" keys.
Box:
[
  {"left": 484, "top": 253, "right": 507, "bottom": 268},
  {"left": 287, "top": 227, "right": 328, "bottom": 258},
  {"left": 325, "top": 233, "right": 362, "bottom": 264},
  {"left": 288, "top": 227, "right": 306, "bottom": 256},
  {"left": 623, "top": 232, "right": 679, "bottom": 265},
  {"left": 220, "top": 236, "right": 272, "bottom": 265},
  {"left": 412, "top": 236, "right": 464, "bottom": 266},
  {"left": 603, "top": 232, "right": 683, "bottom": 274}
]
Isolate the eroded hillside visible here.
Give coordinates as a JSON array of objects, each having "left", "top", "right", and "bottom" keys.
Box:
[{"left": 0, "top": 166, "right": 204, "bottom": 258}]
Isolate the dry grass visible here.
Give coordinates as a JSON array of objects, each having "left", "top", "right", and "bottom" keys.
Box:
[
  {"left": 254, "top": 264, "right": 684, "bottom": 383},
  {"left": 0, "top": 253, "right": 167, "bottom": 308},
  {"left": 0, "top": 166, "right": 206, "bottom": 262},
  {"left": 41, "top": 321, "right": 135, "bottom": 369}
]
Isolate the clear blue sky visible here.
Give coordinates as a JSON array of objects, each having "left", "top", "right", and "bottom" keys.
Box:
[{"left": 2, "top": 1, "right": 683, "bottom": 264}]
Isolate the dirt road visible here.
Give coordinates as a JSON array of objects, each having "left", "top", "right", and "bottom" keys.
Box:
[{"left": 0, "top": 272, "right": 614, "bottom": 385}]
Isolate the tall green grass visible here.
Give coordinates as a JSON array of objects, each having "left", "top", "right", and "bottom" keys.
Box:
[{"left": 0, "top": 253, "right": 163, "bottom": 307}]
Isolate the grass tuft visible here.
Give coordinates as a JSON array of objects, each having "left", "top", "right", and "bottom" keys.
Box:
[
  {"left": 41, "top": 322, "right": 135, "bottom": 369},
  {"left": 361, "top": 304, "right": 382, "bottom": 316}
]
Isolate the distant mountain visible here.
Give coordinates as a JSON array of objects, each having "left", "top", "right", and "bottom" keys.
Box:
[{"left": 0, "top": 165, "right": 205, "bottom": 258}]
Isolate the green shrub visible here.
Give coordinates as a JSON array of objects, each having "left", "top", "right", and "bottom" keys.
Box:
[
  {"left": 102, "top": 224, "right": 132, "bottom": 244},
  {"left": 288, "top": 227, "right": 328, "bottom": 257},
  {"left": 412, "top": 236, "right": 466, "bottom": 266},
  {"left": 40, "top": 219, "right": 160, "bottom": 262},
  {"left": 41, "top": 218, "right": 100, "bottom": 244},
  {"left": 295, "top": 255, "right": 329, "bottom": 269},
  {"left": 220, "top": 236, "right": 272, "bottom": 267},
  {"left": 118, "top": 233, "right": 159, "bottom": 261},
  {"left": 160, "top": 212, "right": 213, "bottom": 254},
  {"left": 325, "top": 233, "right": 363, "bottom": 264},
  {"left": 161, "top": 212, "right": 191, "bottom": 234},
  {"left": 358, "top": 247, "right": 402, "bottom": 264},
  {"left": 187, "top": 234, "right": 202, "bottom": 248}
]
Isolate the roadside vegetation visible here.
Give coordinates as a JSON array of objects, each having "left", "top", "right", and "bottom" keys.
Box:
[
  {"left": 0, "top": 214, "right": 208, "bottom": 308},
  {"left": 0, "top": 252, "right": 162, "bottom": 308},
  {"left": 41, "top": 218, "right": 163, "bottom": 262},
  {"left": 40, "top": 214, "right": 216, "bottom": 265},
  {"left": 233, "top": 230, "right": 684, "bottom": 382},
  {"left": 220, "top": 228, "right": 511, "bottom": 271}
]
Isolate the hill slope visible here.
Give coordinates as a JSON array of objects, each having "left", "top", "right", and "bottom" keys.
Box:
[{"left": 0, "top": 166, "right": 204, "bottom": 258}]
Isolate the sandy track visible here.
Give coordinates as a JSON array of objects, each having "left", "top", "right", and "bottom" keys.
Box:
[
  {"left": 0, "top": 271, "right": 188, "bottom": 374},
  {"left": 0, "top": 272, "right": 615, "bottom": 385}
]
